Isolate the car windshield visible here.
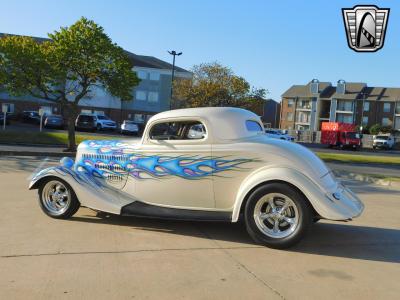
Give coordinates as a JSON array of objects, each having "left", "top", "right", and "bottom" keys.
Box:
[
  {"left": 376, "top": 136, "right": 389, "bottom": 140},
  {"left": 346, "top": 132, "right": 360, "bottom": 139},
  {"left": 48, "top": 115, "right": 62, "bottom": 119},
  {"left": 124, "top": 121, "right": 135, "bottom": 125},
  {"left": 79, "top": 115, "right": 94, "bottom": 122}
]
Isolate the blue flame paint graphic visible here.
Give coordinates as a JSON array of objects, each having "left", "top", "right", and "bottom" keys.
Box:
[{"left": 75, "top": 140, "right": 255, "bottom": 181}]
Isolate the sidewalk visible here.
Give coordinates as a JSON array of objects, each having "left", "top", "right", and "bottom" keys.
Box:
[{"left": 0, "top": 144, "right": 75, "bottom": 157}]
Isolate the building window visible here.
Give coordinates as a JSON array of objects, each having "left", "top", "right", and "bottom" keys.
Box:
[
  {"left": 396, "top": 102, "right": 400, "bottom": 114},
  {"left": 135, "top": 90, "right": 147, "bottom": 101},
  {"left": 94, "top": 110, "right": 104, "bottom": 116},
  {"left": 296, "top": 111, "right": 311, "bottom": 123},
  {"left": 362, "top": 116, "right": 368, "bottom": 125},
  {"left": 137, "top": 70, "right": 148, "bottom": 80},
  {"left": 149, "top": 72, "right": 160, "bottom": 81},
  {"left": 395, "top": 116, "right": 400, "bottom": 130},
  {"left": 383, "top": 102, "right": 391, "bottom": 113},
  {"left": 363, "top": 101, "right": 369, "bottom": 112},
  {"left": 81, "top": 109, "right": 92, "bottom": 114},
  {"left": 296, "top": 99, "right": 311, "bottom": 109},
  {"left": 287, "top": 112, "right": 293, "bottom": 121},
  {"left": 382, "top": 117, "right": 391, "bottom": 126},
  {"left": 148, "top": 91, "right": 159, "bottom": 103},
  {"left": 2, "top": 103, "right": 15, "bottom": 113},
  {"left": 337, "top": 100, "right": 352, "bottom": 111},
  {"left": 287, "top": 99, "right": 294, "bottom": 108},
  {"left": 336, "top": 113, "right": 353, "bottom": 123},
  {"left": 134, "top": 114, "right": 145, "bottom": 123}
]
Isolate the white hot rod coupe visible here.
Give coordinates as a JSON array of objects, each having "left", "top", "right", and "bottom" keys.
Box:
[{"left": 29, "top": 107, "right": 364, "bottom": 248}]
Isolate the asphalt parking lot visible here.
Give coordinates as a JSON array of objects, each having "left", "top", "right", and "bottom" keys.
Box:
[{"left": 0, "top": 157, "right": 399, "bottom": 299}]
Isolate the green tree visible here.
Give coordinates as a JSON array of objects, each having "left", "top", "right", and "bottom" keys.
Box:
[
  {"left": 0, "top": 17, "right": 140, "bottom": 150},
  {"left": 173, "top": 62, "right": 266, "bottom": 113},
  {"left": 369, "top": 124, "right": 382, "bottom": 135}
]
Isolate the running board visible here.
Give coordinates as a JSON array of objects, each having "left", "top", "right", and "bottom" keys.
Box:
[{"left": 121, "top": 201, "right": 231, "bottom": 222}]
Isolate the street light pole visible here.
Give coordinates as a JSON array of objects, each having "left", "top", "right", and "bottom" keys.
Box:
[
  {"left": 360, "top": 92, "right": 366, "bottom": 130},
  {"left": 168, "top": 50, "right": 182, "bottom": 110}
]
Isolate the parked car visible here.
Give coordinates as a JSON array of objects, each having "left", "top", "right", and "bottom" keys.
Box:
[
  {"left": 21, "top": 111, "right": 41, "bottom": 124},
  {"left": 75, "top": 114, "right": 97, "bottom": 132},
  {"left": 265, "top": 129, "right": 295, "bottom": 141},
  {"left": 44, "top": 115, "right": 64, "bottom": 129},
  {"left": 29, "top": 107, "right": 363, "bottom": 249},
  {"left": 95, "top": 115, "right": 117, "bottom": 131},
  {"left": 120, "top": 120, "right": 139, "bottom": 135},
  {"left": 321, "top": 122, "right": 361, "bottom": 150},
  {"left": 373, "top": 134, "right": 395, "bottom": 150}
]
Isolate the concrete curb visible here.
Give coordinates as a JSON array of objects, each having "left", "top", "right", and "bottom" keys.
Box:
[
  {"left": 0, "top": 150, "right": 75, "bottom": 158},
  {"left": 332, "top": 170, "right": 400, "bottom": 188}
]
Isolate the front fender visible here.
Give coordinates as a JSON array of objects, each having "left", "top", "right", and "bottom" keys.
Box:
[
  {"left": 231, "top": 166, "right": 363, "bottom": 222},
  {"left": 29, "top": 158, "right": 134, "bottom": 215}
]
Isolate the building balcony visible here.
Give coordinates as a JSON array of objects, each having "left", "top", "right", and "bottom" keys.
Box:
[
  {"left": 295, "top": 120, "right": 311, "bottom": 125},
  {"left": 335, "top": 110, "right": 353, "bottom": 114},
  {"left": 296, "top": 107, "right": 311, "bottom": 112}
]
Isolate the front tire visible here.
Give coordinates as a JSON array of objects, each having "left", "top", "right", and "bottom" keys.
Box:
[
  {"left": 244, "top": 183, "right": 312, "bottom": 249},
  {"left": 38, "top": 177, "right": 80, "bottom": 219}
]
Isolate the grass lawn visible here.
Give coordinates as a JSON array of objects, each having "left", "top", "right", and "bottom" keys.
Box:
[
  {"left": 316, "top": 152, "right": 400, "bottom": 166},
  {"left": 1, "top": 131, "right": 399, "bottom": 167},
  {"left": 0, "top": 131, "right": 120, "bottom": 146}
]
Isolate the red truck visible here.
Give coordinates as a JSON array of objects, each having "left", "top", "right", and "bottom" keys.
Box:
[{"left": 321, "top": 122, "right": 362, "bottom": 150}]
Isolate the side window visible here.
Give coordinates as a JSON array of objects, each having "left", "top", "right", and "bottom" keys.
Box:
[
  {"left": 246, "top": 120, "right": 263, "bottom": 132},
  {"left": 187, "top": 123, "right": 206, "bottom": 139},
  {"left": 150, "top": 121, "right": 207, "bottom": 140}
]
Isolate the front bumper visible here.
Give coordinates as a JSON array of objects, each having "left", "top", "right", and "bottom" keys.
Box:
[
  {"left": 101, "top": 123, "right": 117, "bottom": 129},
  {"left": 121, "top": 128, "right": 138, "bottom": 133},
  {"left": 373, "top": 143, "right": 389, "bottom": 149},
  {"left": 323, "top": 184, "right": 364, "bottom": 220}
]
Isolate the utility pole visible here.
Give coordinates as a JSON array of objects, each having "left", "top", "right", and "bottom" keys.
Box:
[{"left": 168, "top": 50, "right": 182, "bottom": 110}]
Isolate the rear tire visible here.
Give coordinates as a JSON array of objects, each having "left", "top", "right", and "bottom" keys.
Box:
[
  {"left": 38, "top": 177, "right": 80, "bottom": 219},
  {"left": 244, "top": 183, "right": 312, "bottom": 249}
]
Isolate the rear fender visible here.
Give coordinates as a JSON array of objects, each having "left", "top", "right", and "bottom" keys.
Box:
[{"left": 231, "top": 166, "right": 350, "bottom": 222}]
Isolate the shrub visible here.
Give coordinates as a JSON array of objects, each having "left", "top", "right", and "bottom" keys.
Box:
[{"left": 369, "top": 124, "right": 381, "bottom": 135}]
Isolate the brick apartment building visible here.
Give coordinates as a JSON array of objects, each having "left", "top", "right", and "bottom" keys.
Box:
[
  {"left": 0, "top": 33, "right": 192, "bottom": 124},
  {"left": 280, "top": 79, "right": 400, "bottom": 132}
]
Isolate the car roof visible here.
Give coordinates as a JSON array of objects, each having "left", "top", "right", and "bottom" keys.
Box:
[{"left": 147, "top": 107, "right": 263, "bottom": 141}]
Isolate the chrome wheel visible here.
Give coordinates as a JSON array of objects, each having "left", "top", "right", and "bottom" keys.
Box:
[
  {"left": 253, "top": 193, "right": 299, "bottom": 239},
  {"left": 41, "top": 180, "right": 71, "bottom": 216}
]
